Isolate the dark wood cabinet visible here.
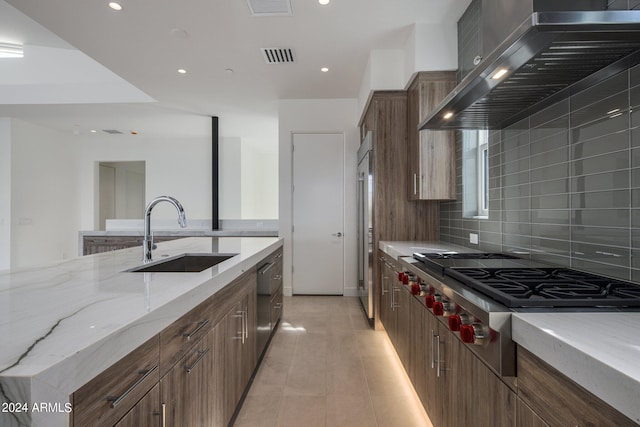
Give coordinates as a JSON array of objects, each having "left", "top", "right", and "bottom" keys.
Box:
[
  {"left": 359, "top": 92, "right": 440, "bottom": 329},
  {"left": 160, "top": 325, "right": 221, "bottom": 427},
  {"left": 517, "top": 347, "right": 637, "bottom": 427},
  {"left": 82, "top": 235, "right": 180, "bottom": 255},
  {"left": 71, "top": 251, "right": 270, "bottom": 427},
  {"left": 114, "top": 383, "right": 161, "bottom": 427},
  {"left": 407, "top": 71, "right": 457, "bottom": 201}
]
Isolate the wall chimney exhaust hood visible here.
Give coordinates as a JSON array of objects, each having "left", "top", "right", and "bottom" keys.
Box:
[{"left": 420, "top": 11, "right": 640, "bottom": 130}]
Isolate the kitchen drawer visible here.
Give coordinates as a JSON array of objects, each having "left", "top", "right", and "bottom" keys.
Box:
[
  {"left": 270, "top": 289, "right": 283, "bottom": 327},
  {"left": 159, "top": 297, "right": 216, "bottom": 376},
  {"left": 72, "top": 335, "right": 160, "bottom": 427}
]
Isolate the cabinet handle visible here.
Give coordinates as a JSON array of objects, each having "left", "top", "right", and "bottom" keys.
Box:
[
  {"left": 413, "top": 173, "right": 417, "bottom": 195},
  {"left": 162, "top": 403, "right": 166, "bottom": 427},
  {"left": 184, "top": 348, "right": 209, "bottom": 373},
  {"left": 107, "top": 365, "right": 158, "bottom": 408},
  {"left": 182, "top": 319, "right": 210, "bottom": 341},
  {"left": 431, "top": 330, "right": 436, "bottom": 369},
  {"left": 232, "top": 311, "right": 244, "bottom": 341},
  {"left": 381, "top": 276, "right": 388, "bottom": 295},
  {"left": 436, "top": 337, "right": 441, "bottom": 378},
  {"left": 243, "top": 309, "right": 248, "bottom": 343},
  {"left": 392, "top": 287, "right": 400, "bottom": 310}
]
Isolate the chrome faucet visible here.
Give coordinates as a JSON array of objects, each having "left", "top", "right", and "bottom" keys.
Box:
[{"left": 143, "top": 196, "right": 187, "bottom": 263}]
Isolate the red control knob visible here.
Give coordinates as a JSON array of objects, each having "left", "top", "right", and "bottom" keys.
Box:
[
  {"left": 448, "top": 315, "right": 462, "bottom": 331},
  {"left": 459, "top": 324, "right": 475, "bottom": 344},
  {"left": 433, "top": 301, "right": 444, "bottom": 316},
  {"left": 402, "top": 274, "right": 410, "bottom": 285},
  {"left": 398, "top": 272, "right": 405, "bottom": 282},
  {"left": 410, "top": 283, "right": 420, "bottom": 295},
  {"left": 425, "top": 295, "right": 436, "bottom": 308}
]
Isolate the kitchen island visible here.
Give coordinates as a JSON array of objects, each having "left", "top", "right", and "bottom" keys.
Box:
[
  {"left": 379, "top": 240, "right": 640, "bottom": 425},
  {"left": 0, "top": 236, "right": 282, "bottom": 427}
]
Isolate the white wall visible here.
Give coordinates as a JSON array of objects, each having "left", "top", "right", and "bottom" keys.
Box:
[
  {"left": 77, "top": 135, "right": 213, "bottom": 230},
  {"left": 241, "top": 138, "right": 278, "bottom": 219},
  {"left": 357, "top": 49, "right": 406, "bottom": 116},
  {"left": 403, "top": 23, "right": 458, "bottom": 84},
  {"left": 10, "top": 119, "right": 80, "bottom": 268},
  {"left": 279, "top": 98, "right": 359, "bottom": 297},
  {"left": 0, "top": 119, "right": 11, "bottom": 270},
  {"left": 220, "top": 136, "right": 242, "bottom": 218}
]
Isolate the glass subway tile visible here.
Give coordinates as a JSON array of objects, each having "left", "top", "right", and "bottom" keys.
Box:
[
  {"left": 571, "top": 71, "right": 628, "bottom": 112},
  {"left": 503, "top": 183, "right": 530, "bottom": 199},
  {"left": 531, "top": 194, "right": 570, "bottom": 210},
  {"left": 530, "top": 130, "right": 570, "bottom": 156},
  {"left": 532, "top": 224, "right": 569, "bottom": 241},
  {"left": 503, "top": 222, "right": 532, "bottom": 236},
  {"left": 531, "top": 178, "right": 569, "bottom": 196},
  {"left": 571, "top": 242, "right": 630, "bottom": 268},
  {"left": 571, "top": 170, "right": 629, "bottom": 193},
  {"left": 571, "top": 151, "right": 630, "bottom": 177},
  {"left": 572, "top": 209, "right": 630, "bottom": 228},
  {"left": 530, "top": 99, "right": 570, "bottom": 129},
  {"left": 503, "top": 170, "right": 530, "bottom": 186},
  {"left": 530, "top": 147, "right": 568, "bottom": 169},
  {"left": 572, "top": 259, "right": 630, "bottom": 280},
  {"left": 571, "top": 225, "right": 630, "bottom": 248},
  {"left": 531, "top": 209, "right": 570, "bottom": 225},
  {"left": 571, "top": 190, "right": 630, "bottom": 209},
  {"left": 571, "top": 113, "right": 629, "bottom": 146},
  {"left": 571, "top": 91, "right": 629, "bottom": 129},
  {"left": 504, "top": 158, "right": 530, "bottom": 175},
  {"left": 530, "top": 163, "right": 569, "bottom": 183},
  {"left": 502, "top": 210, "right": 531, "bottom": 223}
]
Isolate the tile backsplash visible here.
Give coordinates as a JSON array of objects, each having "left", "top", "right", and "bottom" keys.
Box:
[{"left": 440, "top": 63, "right": 640, "bottom": 281}]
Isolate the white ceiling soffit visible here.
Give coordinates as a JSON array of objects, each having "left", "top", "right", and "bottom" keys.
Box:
[
  {"left": 246, "top": 0, "right": 292, "bottom": 16},
  {"left": 261, "top": 48, "right": 295, "bottom": 64}
]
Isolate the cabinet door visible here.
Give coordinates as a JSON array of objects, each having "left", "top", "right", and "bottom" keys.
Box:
[
  {"left": 395, "top": 286, "right": 411, "bottom": 372},
  {"left": 160, "top": 330, "right": 216, "bottom": 427},
  {"left": 115, "top": 383, "right": 161, "bottom": 427},
  {"left": 224, "top": 301, "right": 245, "bottom": 424},
  {"left": 422, "top": 310, "right": 443, "bottom": 427},
  {"left": 517, "top": 398, "right": 549, "bottom": 427},
  {"left": 407, "top": 72, "right": 457, "bottom": 201},
  {"left": 242, "top": 288, "right": 257, "bottom": 389},
  {"left": 409, "top": 296, "right": 427, "bottom": 406}
]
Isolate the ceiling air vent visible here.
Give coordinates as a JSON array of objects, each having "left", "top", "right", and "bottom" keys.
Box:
[
  {"left": 102, "top": 129, "right": 124, "bottom": 135},
  {"left": 261, "top": 48, "right": 295, "bottom": 64},
  {"left": 246, "top": 0, "right": 292, "bottom": 16}
]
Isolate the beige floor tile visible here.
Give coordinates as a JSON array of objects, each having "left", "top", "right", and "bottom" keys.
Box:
[
  {"left": 237, "top": 297, "right": 432, "bottom": 427},
  {"left": 370, "top": 394, "right": 432, "bottom": 427},
  {"left": 276, "top": 396, "right": 326, "bottom": 427},
  {"left": 234, "top": 395, "right": 281, "bottom": 427},
  {"left": 326, "top": 394, "right": 377, "bottom": 427}
]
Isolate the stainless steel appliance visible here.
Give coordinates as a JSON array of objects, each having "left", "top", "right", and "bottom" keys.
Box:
[
  {"left": 401, "top": 252, "right": 640, "bottom": 377},
  {"left": 357, "top": 132, "right": 374, "bottom": 321},
  {"left": 257, "top": 251, "right": 283, "bottom": 358}
]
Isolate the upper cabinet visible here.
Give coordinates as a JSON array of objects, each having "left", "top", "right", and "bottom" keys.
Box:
[{"left": 407, "top": 71, "right": 457, "bottom": 201}]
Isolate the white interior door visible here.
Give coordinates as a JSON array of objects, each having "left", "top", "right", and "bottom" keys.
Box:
[{"left": 292, "top": 133, "right": 344, "bottom": 295}]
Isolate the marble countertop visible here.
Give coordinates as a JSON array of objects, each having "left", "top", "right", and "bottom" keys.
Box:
[
  {"left": 0, "top": 236, "right": 282, "bottom": 427},
  {"left": 380, "top": 240, "right": 640, "bottom": 424}
]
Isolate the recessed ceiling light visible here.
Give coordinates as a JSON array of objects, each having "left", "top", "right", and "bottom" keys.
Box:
[
  {"left": 130, "top": 131, "right": 138, "bottom": 135},
  {"left": 0, "top": 42, "right": 24, "bottom": 58},
  {"left": 177, "top": 68, "right": 187, "bottom": 74},
  {"left": 321, "top": 67, "right": 329, "bottom": 72},
  {"left": 319, "top": 0, "right": 330, "bottom": 5},
  {"left": 443, "top": 112, "right": 454, "bottom": 120},
  {"left": 90, "top": 130, "right": 97, "bottom": 133},
  {"left": 491, "top": 68, "right": 508, "bottom": 80},
  {"left": 108, "top": 2, "right": 123, "bottom": 11}
]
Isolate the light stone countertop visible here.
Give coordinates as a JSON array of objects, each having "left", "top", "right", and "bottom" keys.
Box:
[
  {"left": 512, "top": 313, "right": 640, "bottom": 424},
  {"left": 0, "top": 236, "right": 282, "bottom": 427},
  {"left": 379, "top": 240, "right": 640, "bottom": 424}
]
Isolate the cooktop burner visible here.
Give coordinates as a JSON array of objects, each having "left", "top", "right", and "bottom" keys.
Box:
[
  {"left": 445, "top": 267, "right": 640, "bottom": 308},
  {"left": 415, "top": 252, "right": 520, "bottom": 260}
]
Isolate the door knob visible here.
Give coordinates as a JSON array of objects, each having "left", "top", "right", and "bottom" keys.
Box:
[{"left": 332, "top": 232, "right": 343, "bottom": 237}]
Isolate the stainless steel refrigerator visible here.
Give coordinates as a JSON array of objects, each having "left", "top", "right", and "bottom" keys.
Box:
[{"left": 357, "top": 132, "right": 374, "bottom": 321}]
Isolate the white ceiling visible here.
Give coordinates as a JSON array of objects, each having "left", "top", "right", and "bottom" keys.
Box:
[{"left": 0, "top": 0, "right": 470, "bottom": 140}]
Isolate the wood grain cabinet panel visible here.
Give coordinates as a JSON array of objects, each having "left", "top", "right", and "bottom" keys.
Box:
[
  {"left": 407, "top": 71, "right": 457, "bottom": 201},
  {"left": 72, "top": 336, "right": 160, "bottom": 427},
  {"left": 114, "top": 383, "right": 161, "bottom": 427},
  {"left": 516, "top": 397, "right": 549, "bottom": 427},
  {"left": 517, "top": 347, "right": 637, "bottom": 427},
  {"left": 359, "top": 91, "right": 440, "bottom": 329},
  {"left": 82, "top": 236, "right": 180, "bottom": 255}
]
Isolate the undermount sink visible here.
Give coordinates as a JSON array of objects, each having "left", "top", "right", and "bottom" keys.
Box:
[{"left": 127, "top": 253, "right": 237, "bottom": 273}]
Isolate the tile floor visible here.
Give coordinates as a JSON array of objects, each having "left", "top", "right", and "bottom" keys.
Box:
[{"left": 234, "top": 296, "right": 433, "bottom": 427}]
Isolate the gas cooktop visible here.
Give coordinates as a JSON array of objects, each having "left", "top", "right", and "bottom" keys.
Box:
[
  {"left": 412, "top": 252, "right": 542, "bottom": 276},
  {"left": 445, "top": 267, "right": 640, "bottom": 308}
]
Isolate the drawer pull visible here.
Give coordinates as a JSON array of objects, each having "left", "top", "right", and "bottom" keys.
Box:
[
  {"left": 182, "top": 319, "right": 210, "bottom": 341},
  {"left": 107, "top": 365, "right": 158, "bottom": 408},
  {"left": 184, "top": 348, "right": 209, "bottom": 373}
]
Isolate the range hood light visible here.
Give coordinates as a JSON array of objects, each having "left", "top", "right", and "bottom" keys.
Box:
[
  {"left": 607, "top": 108, "right": 620, "bottom": 115},
  {"left": 0, "top": 43, "right": 24, "bottom": 58},
  {"left": 491, "top": 68, "right": 509, "bottom": 80},
  {"left": 443, "top": 112, "right": 454, "bottom": 120}
]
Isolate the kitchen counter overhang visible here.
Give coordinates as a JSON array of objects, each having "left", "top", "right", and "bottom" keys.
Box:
[{"left": 0, "top": 236, "right": 282, "bottom": 427}]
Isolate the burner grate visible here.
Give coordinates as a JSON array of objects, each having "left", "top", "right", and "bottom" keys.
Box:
[{"left": 445, "top": 267, "right": 640, "bottom": 308}]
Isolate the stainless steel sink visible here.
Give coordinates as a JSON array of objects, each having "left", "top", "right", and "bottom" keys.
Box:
[{"left": 127, "top": 253, "right": 237, "bottom": 273}]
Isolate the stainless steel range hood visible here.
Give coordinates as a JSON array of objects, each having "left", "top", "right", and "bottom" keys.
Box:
[{"left": 420, "top": 11, "right": 640, "bottom": 130}]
